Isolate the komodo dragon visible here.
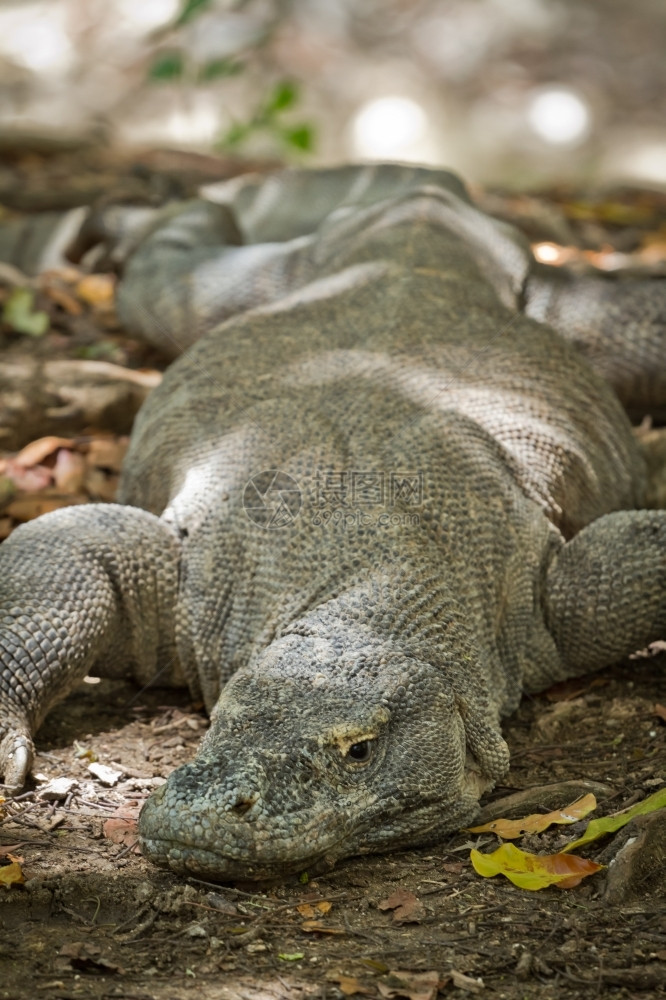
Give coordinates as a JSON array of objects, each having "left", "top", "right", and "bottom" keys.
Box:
[{"left": 0, "top": 164, "right": 664, "bottom": 882}]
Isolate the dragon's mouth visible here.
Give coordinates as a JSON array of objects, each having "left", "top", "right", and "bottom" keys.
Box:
[
  {"left": 138, "top": 832, "right": 344, "bottom": 882},
  {"left": 137, "top": 786, "right": 362, "bottom": 881}
]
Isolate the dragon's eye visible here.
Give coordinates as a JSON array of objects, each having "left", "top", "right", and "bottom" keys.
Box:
[{"left": 347, "top": 740, "right": 373, "bottom": 763}]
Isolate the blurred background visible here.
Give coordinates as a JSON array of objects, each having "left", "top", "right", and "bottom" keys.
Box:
[{"left": 1, "top": 0, "right": 665, "bottom": 188}]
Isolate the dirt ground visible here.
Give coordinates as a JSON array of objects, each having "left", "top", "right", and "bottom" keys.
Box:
[
  {"left": 1, "top": 150, "right": 665, "bottom": 999},
  {"left": 1, "top": 651, "right": 664, "bottom": 1000}
]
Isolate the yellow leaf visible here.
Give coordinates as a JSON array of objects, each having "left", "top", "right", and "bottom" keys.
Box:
[
  {"left": 562, "top": 787, "right": 666, "bottom": 853},
  {"left": 0, "top": 862, "right": 25, "bottom": 888},
  {"left": 75, "top": 274, "right": 115, "bottom": 309},
  {"left": 467, "top": 793, "right": 596, "bottom": 838},
  {"left": 471, "top": 843, "right": 602, "bottom": 890}
]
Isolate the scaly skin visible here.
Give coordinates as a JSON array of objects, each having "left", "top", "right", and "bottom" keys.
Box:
[{"left": 0, "top": 164, "right": 664, "bottom": 881}]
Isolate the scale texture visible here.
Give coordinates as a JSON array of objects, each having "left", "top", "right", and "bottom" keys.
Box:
[{"left": 0, "top": 164, "right": 664, "bottom": 880}]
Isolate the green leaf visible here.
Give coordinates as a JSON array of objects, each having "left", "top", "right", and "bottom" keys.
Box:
[
  {"left": 562, "top": 787, "right": 666, "bottom": 853},
  {"left": 174, "top": 0, "right": 212, "bottom": 27},
  {"left": 282, "top": 124, "right": 315, "bottom": 152},
  {"left": 149, "top": 51, "right": 184, "bottom": 81},
  {"left": 2, "top": 287, "right": 49, "bottom": 336},
  {"left": 278, "top": 952, "right": 305, "bottom": 962},
  {"left": 298, "top": 870, "right": 309, "bottom": 884},
  {"left": 197, "top": 58, "right": 244, "bottom": 82},
  {"left": 265, "top": 80, "right": 298, "bottom": 114}
]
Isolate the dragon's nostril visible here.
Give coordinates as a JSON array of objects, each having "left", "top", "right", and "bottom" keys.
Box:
[{"left": 230, "top": 797, "right": 256, "bottom": 817}]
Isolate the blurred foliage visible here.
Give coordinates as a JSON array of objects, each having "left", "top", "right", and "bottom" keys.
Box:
[
  {"left": 148, "top": 0, "right": 315, "bottom": 157},
  {"left": 174, "top": 0, "right": 214, "bottom": 28},
  {"left": 217, "top": 80, "right": 315, "bottom": 155},
  {"left": 149, "top": 51, "right": 244, "bottom": 84}
]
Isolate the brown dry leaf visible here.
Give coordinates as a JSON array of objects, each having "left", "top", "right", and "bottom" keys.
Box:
[
  {"left": 59, "top": 941, "right": 123, "bottom": 974},
  {"left": 654, "top": 704, "right": 666, "bottom": 723},
  {"left": 378, "top": 889, "right": 426, "bottom": 924},
  {"left": 331, "top": 975, "right": 374, "bottom": 997},
  {"left": 441, "top": 861, "right": 464, "bottom": 874},
  {"left": 102, "top": 817, "right": 140, "bottom": 851},
  {"left": 86, "top": 436, "right": 128, "bottom": 473},
  {"left": 103, "top": 801, "right": 142, "bottom": 852},
  {"left": 1, "top": 461, "right": 51, "bottom": 493},
  {"left": 377, "top": 969, "right": 440, "bottom": 1000},
  {"left": 301, "top": 920, "right": 345, "bottom": 935},
  {"left": 53, "top": 449, "right": 86, "bottom": 493},
  {"left": 0, "top": 861, "right": 25, "bottom": 888},
  {"left": 75, "top": 273, "right": 115, "bottom": 309},
  {"left": 83, "top": 436, "right": 128, "bottom": 501},
  {"left": 297, "top": 900, "right": 332, "bottom": 918},
  {"left": 467, "top": 793, "right": 596, "bottom": 838},
  {"left": 43, "top": 281, "right": 83, "bottom": 316},
  {"left": 450, "top": 970, "right": 484, "bottom": 992},
  {"left": 14, "top": 435, "right": 75, "bottom": 468},
  {"left": 0, "top": 844, "right": 24, "bottom": 858}
]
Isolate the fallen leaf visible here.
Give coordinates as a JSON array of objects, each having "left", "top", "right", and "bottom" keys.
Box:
[
  {"left": 378, "top": 889, "right": 426, "bottom": 923},
  {"left": 361, "top": 958, "right": 389, "bottom": 974},
  {"left": 471, "top": 843, "right": 602, "bottom": 890},
  {"left": 297, "top": 900, "right": 332, "bottom": 917},
  {"left": 14, "top": 436, "right": 76, "bottom": 467},
  {"left": 467, "top": 793, "right": 596, "bottom": 838},
  {"left": 103, "top": 800, "right": 141, "bottom": 851},
  {"left": 59, "top": 941, "right": 123, "bottom": 974},
  {"left": 331, "top": 974, "right": 374, "bottom": 996},
  {"left": 562, "top": 787, "right": 666, "bottom": 853},
  {"left": 440, "top": 861, "right": 464, "bottom": 874},
  {"left": 278, "top": 952, "right": 305, "bottom": 961},
  {"left": 301, "top": 920, "right": 344, "bottom": 934},
  {"left": 43, "top": 281, "right": 83, "bottom": 316},
  {"left": 103, "top": 817, "right": 140, "bottom": 851},
  {"left": 53, "top": 449, "right": 86, "bottom": 493},
  {"left": 0, "top": 844, "right": 24, "bottom": 858},
  {"left": 85, "top": 436, "right": 128, "bottom": 473},
  {"left": 0, "top": 861, "right": 25, "bottom": 888},
  {"left": 2, "top": 286, "right": 49, "bottom": 336},
  {"left": 377, "top": 969, "right": 440, "bottom": 1000},
  {"left": 654, "top": 704, "right": 666, "bottom": 723},
  {"left": 73, "top": 742, "right": 97, "bottom": 762},
  {"left": 75, "top": 273, "right": 115, "bottom": 309},
  {"left": 450, "top": 970, "right": 484, "bottom": 992},
  {"left": 2, "top": 460, "right": 52, "bottom": 492}
]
